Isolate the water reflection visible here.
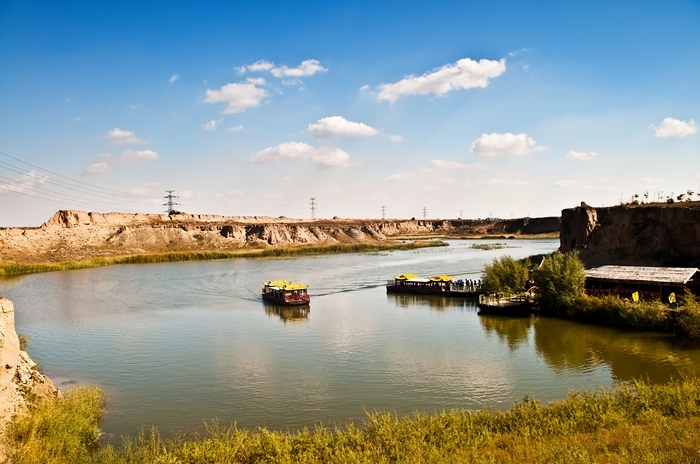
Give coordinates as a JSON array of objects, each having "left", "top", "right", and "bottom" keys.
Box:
[
  {"left": 386, "top": 293, "right": 478, "bottom": 311},
  {"left": 264, "top": 303, "right": 310, "bottom": 323},
  {"left": 533, "top": 317, "right": 700, "bottom": 382},
  {"left": 479, "top": 315, "right": 534, "bottom": 352}
]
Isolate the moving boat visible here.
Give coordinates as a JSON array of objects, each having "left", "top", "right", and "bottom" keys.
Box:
[
  {"left": 386, "top": 274, "right": 483, "bottom": 298},
  {"left": 262, "top": 280, "right": 310, "bottom": 306}
]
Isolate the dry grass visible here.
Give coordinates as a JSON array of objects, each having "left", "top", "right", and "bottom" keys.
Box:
[{"left": 0, "top": 240, "right": 446, "bottom": 278}]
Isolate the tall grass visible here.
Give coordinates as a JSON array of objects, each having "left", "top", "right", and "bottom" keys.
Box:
[
  {"left": 3, "top": 386, "right": 104, "bottom": 464},
  {"left": 8, "top": 380, "right": 700, "bottom": 463},
  {"left": 0, "top": 240, "right": 446, "bottom": 278}
]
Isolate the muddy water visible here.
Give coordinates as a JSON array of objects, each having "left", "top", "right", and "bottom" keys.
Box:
[{"left": 2, "top": 239, "right": 699, "bottom": 440}]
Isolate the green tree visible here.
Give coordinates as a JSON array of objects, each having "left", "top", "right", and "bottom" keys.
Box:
[
  {"left": 533, "top": 251, "right": 586, "bottom": 316},
  {"left": 481, "top": 255, "right": 530, "bottom": 294}
]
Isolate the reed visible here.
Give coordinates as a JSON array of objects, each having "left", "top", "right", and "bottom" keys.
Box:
[
  {"left": 7, "top": 379, "right": 700, "bottom": 463},
  {"left": 0, "top": 240, "right": 446, "bottom": 278}
]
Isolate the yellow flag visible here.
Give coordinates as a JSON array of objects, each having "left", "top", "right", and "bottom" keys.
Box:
[
  {"left": 669, "top": 292, "right": 676, "bottom": 304},
  {"left": 632, "top": 291, "right": 639, "bottom": 303}
]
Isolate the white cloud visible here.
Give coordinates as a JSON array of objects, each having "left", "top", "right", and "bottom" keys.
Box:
[
  {"left": 308, "top": 116, "right": 379, "bottom": 138},
  {"left": 641, "top": 177, "right": 664, "bottom": 185},
  {"left": 384, "top": 172, "right": 417, "bottom": 182},
  {"left": 83, "top": 162, "right": 110, "bottom": 175},
  {"left": 551, "top": 180, "right": 580, "bottom": 188},
  {"left": 389, "top": 134, "right": 403, "bottom": 142},
  {"left": 104, "top": 128, "right": 147, "bottom": 145},
  {"left": 246, "top": 77, "right": 267, "bottom": 85},
  {"left": 377, "top": 58, "right": 506, "bottom": 103},
  {"left": 469, "top": 132, "right": 548, "bottom": 157},
  {"left": 169, "top": 74, "right": 179, "bottom": 85},
  {"left": 74, "top": 116, "right": 82, "bottom": 121},
  {"left": 430, "top": 160, "right": 489, "bottom": 170},
  {"left": 202, "top": 119, "right": 222, "bottom": 131},
  {"left": 0, "top": 170, "right": 50, "bottom": 193},
  {"left": 227, "top": 125, "right": 244, "bottom": 133},
  {"left": 654, "top": 117, "right": 698, "bottom": 138},
  {"left": 118, "top": 149, "right": 159, "bottom": 161},
  {"left": 464, "top": 178, "right": 534, "bottom": 188},
  {"left": 204, "top": 82, "right": 268, "bottom": 114},
  {"left": 566, "top": 150, "right": 598, "bottom": 161},
  {"left": 282, "top": 79, "right": 303, "bottom": 86},
  {"left": 271, "top": 59, "right": 327, "bottom": 78},
  {"left": 246, "top": 60, "right": 275, "bottom": 72},
  {"left": 128, "top": 182, "right": 160, "bottom": 195},
  {"left": 360, "top": 84, "right": 370, "bottom": 91},
  {"left": 249, "top": 142, "right": 350, "bottom": 169}
]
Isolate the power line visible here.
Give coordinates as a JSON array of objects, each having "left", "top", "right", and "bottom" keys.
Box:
[
  {"left": 309, "top": 197, "right": 316, "bottom": 219},
  {"left": 163, "top": 190, "right": 180, "bottom": 214}
]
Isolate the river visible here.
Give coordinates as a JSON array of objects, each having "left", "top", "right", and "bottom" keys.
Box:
[{"left": 1, "top": 238, "right": 699, "bottom": 440}]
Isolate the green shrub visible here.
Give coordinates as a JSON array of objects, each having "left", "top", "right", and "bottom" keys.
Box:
[
  {"left": 532, "top": 251, "right": 586, "bottom": 316},
  {"left": 481, "top": 255, "right": 530, "bottom": 294},
  {"left": 4, "top": 386, "right": 105, "bottom": 464},
  {"left": 677, "top": 290, "right": 700, "bottom": 338},
  {"left": 569, "top": 294, "right": 672, "bottom": 332}
]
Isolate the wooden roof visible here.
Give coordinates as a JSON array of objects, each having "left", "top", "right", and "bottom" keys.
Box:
[{"left": 585, "top": 266, "right": 700, "bottom": 285}]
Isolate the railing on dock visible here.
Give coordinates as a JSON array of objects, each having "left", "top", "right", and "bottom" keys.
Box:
[{"left": 479, "top": 293, "right": 530, "bottom": 307}]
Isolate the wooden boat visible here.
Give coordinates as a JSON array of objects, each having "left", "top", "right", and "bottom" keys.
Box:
[
  {"left": 386, "top": 274, "right": 483, "bottom": 298},
  {"left": 477, "top": 292, "right": 536, "bottom": 317},
  {"left": 262, "top": 280, "right": 310, "bottom": 306}
]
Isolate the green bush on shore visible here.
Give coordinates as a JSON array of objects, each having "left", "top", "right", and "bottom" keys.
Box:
[
  {"left": 532, "top": 250, "right": 586, "bottom": 316},
  {"left": 8, "top": 380, "right": 700, "bottom": 463},
  {"left": 481, "top": 255, "right": 530, "bottom": 294}
]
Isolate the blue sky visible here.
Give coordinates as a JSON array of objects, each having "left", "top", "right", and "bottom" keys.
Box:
[{"left": 1, "top": 0, "right": 699, "bottom": 225}]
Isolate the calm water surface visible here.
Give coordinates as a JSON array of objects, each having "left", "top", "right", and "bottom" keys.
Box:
[{"left": 2, "top": 239, "right": 700, "bottom": 439}]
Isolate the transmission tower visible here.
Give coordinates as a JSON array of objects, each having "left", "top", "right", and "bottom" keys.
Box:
[
  {"left": 310, "top": 197, "right": 317, "bottom": 219},
  {"left": 381, "top": 206, "right": 386, "bottom": 219},
  {"left": 422, "top": 207, "right": 427, "bottom": 220},
  {"left": 459, "top": 209, "right": 463, "bottom": 219},
  {"left": 163, "top": 190, "right": 180, "bottom": 214}
]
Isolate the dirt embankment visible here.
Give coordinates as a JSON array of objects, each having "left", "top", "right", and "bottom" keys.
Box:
[
  {"left": 560, "top": 202, "right": 700, "bottom": 267},
  {"left": 0, "top": 297, "right": 59, "bottom": 442},
  {"left": 0, "top": 210, "right": 560, "bottom": 263}
]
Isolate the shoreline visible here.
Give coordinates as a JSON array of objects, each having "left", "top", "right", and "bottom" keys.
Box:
[{"left": 0, "top": 239, "right": 447, "bottom": 278}]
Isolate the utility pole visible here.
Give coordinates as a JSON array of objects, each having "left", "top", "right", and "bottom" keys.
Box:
[
  {"left": 381, "top": 206, "right": 386, "bottom": 219},
  {"left": 163, "top": 190, "right": 180, "bottom": 214},
  {"left": 459, "top": 209, "right": 463, "bottom": 219},
  {"left": 422, "top": 207, "right": 427, "bottom": 220},
  {"left": 310, "top": 197, "right": 317, "bottom": 219}
]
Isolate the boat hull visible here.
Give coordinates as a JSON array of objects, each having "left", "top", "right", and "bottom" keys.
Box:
[
  {"left": 262, "top": 293, "right": 310, "bottom": 306},
  {"left": 386, "top": 285, "right": 482, "bottom": 299},
  {"left": 476, "top": 302, "right": 536, "bottom": 317}
]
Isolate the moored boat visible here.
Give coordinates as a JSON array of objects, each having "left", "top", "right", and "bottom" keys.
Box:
[
  {"left": 476, "top": 292, "right": 536, "bottom": 317},
  {"left": 262, "top": 280, "right": 310, "bottom": 306},
  {"left": 386, "top": 274, "right": 483, "bottom": 298}
]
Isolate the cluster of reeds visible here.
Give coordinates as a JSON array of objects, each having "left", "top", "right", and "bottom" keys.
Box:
[
  {"left": 7, "top": 379, "right": 700, "bottom": 463},
  {"left": 469, "top": 242, "right": 509, "bottom": 250},
  {"left": 0, "top": 240, "right": 446, "bottom": 278}
]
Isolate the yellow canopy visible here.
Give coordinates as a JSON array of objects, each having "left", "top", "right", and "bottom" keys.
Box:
[
  {"left": 264, "top": 280, "right": 308, "bottom": 290},
  {"left": 394, "top": 273, "right": 419, "bottom": 280},
  {"left": 429, "top": 275, "right": 454, "bottom": 282},
  {"left": 282, "top": 283, "right": 308, "bottom": 291}
]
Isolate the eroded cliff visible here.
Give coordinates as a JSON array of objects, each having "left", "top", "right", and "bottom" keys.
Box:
[
  {"left": 0, "top": 210, "right": 560, "bottom": 263},
  {"left": 0, "top": 297, "right": 59, "bottom": 436},
  {"left": 560, "top": 202, "right": 700, "bottom": 267}
]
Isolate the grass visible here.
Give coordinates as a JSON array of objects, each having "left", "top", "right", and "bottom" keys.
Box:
[
  {"left": 8, "top": 379, "right": 700, "bottom": 463},
  {"left": 469, "top": 242, "right": 512, "bottom": 250},
  {"left": 0, "top": 240, "right": 446, "bottom": 278}
]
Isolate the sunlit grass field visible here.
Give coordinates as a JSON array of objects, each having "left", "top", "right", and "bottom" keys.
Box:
[
  {"left": 0, "top": 240, "right": 446, "bottom": 278},
  {"left": 6, "top": 379, "right": 700, "bottom": 463}
]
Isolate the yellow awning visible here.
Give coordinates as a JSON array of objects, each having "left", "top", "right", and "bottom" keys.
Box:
[
  {"left": 394, "top": 273, "right": 419, "bottom": 280},
  {"left": 429, "top": 275, "right": 454, "bottom": 282},
  {"left": 264, "top": 280, "right": 292, "bottom": 287},
  {"left": 282, "top": 283, "right": 308, "bottom": 291}
]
